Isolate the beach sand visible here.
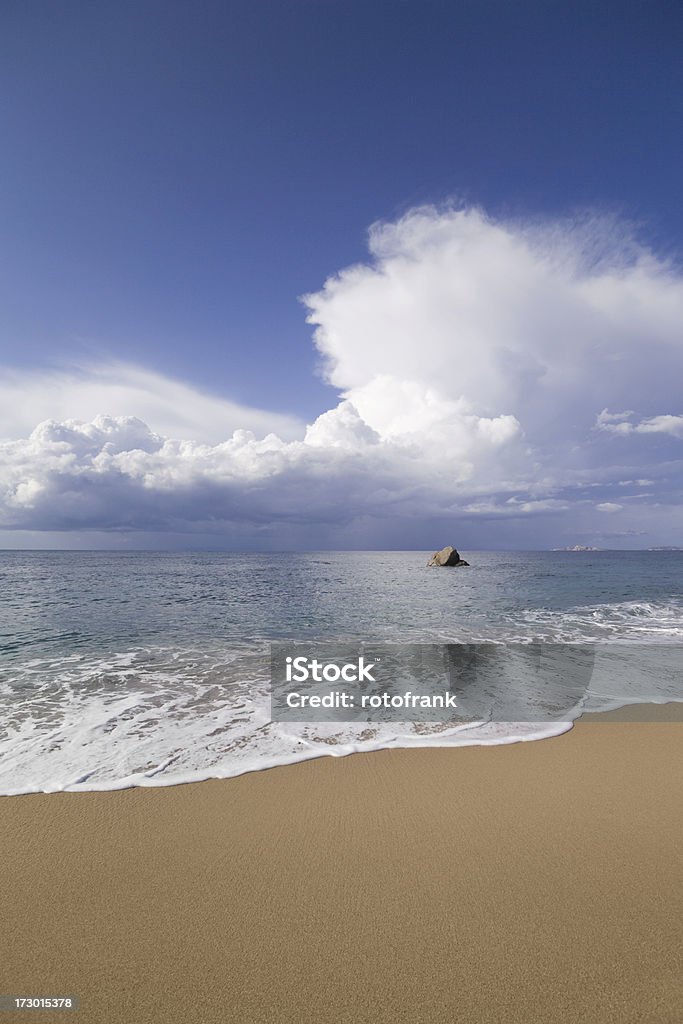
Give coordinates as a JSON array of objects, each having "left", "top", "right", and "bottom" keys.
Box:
[{"left": 1, "top": 712, "right": 681, "bottom": 1023}]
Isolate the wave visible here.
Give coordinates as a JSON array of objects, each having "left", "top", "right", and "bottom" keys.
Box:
[
  {"left": 1, "top": 622, "right": 681, "bottom": 796},
  {"left": 513, "top": 598, "right": 683, "bottom": 641}
]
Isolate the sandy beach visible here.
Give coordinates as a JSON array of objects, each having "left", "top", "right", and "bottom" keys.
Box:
[{"left": 1, "top": 711, "right": 681, "bottom": 1024}]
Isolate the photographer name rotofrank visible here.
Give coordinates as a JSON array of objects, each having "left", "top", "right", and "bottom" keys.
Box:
[{"left": 285, "top": 691, "right": 458, "bottom": 709}]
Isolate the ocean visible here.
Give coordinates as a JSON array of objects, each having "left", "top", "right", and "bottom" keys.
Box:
[{"left": 1, "top": 549, "right": 681, "bottom": 795}]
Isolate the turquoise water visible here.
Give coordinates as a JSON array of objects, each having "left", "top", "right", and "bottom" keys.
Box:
[{"left": 1, "top": 550, "right": 682, "bottom": 793}]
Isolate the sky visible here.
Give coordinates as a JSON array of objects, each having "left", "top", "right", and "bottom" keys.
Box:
[{"left": 0, "top": 0, "right": 682, "bottom": 549}]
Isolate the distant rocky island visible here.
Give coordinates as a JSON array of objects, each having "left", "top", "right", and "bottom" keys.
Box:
[
  {"left": 552, "top": 545, "right": 602, "bottom": 552},
  {"left": 550, "top": 545, "right": 682, "bottom": 552},
  {"left": 427, "top": 546, "right": 469, "bottom": 567}
]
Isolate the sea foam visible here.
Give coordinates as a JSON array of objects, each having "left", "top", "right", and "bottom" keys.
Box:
[{"left": 0, "top": 632, "right": 680, "bottom": 796}]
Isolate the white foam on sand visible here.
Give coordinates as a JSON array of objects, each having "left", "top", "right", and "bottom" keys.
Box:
[{"left": 1, "top": 624, "right": 681, "bottom": 796}]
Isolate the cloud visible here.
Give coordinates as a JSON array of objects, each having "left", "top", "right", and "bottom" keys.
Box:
[
  {"left": 0, "top": 361, "right": 304, "bottom": 444},
  {"left": 0, "top": 408, "right": 522, "bottom": 533},
  {"left": 1, "top": 204, "right": 682, "bottom": 547},
  {"left": 303, "top": 206, "right": 683, "bottom": 448},
  {"left": 597, "top": 409, "right": 683, "bottom": 438},
  {"left": 596, "top": 502, "right": 623, "bottom": 513}
]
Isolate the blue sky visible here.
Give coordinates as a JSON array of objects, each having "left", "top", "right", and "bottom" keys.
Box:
[{"left": 1, "top": 1, "right": 682, "bottom": 548}]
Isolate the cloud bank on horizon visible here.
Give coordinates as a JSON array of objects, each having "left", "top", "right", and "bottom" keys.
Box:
[{"left": 1, "top": 205, "right": 682, "bottom": 548}]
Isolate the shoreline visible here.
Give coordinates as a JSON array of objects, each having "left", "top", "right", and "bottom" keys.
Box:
[
  {"left": 0, "top": 705, "right": 681, "bottom": 1023},
  {"left": 3, "top": 700, "right": 682, "bottom": 798},
  {"left": 578, "top": 700, "right": 683, "bottom": 721}
]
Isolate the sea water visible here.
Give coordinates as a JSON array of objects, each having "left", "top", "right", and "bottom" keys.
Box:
[{"left": 0, "top": 550, "right": 681, "bottom": 794}]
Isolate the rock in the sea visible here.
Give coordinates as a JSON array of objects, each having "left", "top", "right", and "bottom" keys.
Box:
[{"left": 427, "top": 546, "right": 469, "bottom": 567}]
